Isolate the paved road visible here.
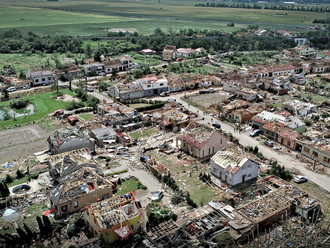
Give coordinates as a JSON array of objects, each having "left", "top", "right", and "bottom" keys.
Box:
[{"left": 151, "top": 91, "right": 330, "bottom": 192}]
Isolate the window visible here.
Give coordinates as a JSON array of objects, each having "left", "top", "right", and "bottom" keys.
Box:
[
  {"left": 247, "top": 173, "right": 252, "bottom": 178},
  {"left": 202, "top": 150, "right": 204, "bottom": 157},
  {"left": 287, "top": 141, "right": 291, "bottom": 147},
  {"left": 209, "top": 148, "right": 211, "bottom": 154},
  {"left": 242, "top": 166, "right": 245, "bottom": 171},
  {"left": 213, "top": 147, "right": 214, "bottom": 153},
  {"left": 220, "top": 138, "right": 222, "bottom": 144},
  {"left": 247, "top": 164, "right": 251, "bottom": 169},
  {"left": 35, "top": 79, "right": 39, "bottom": 83},
  {"left": 324, "top": 157, "right": 330, "bottom": 163},
  {"left": 48, "top": 77, "right": 51, "bottom": 80},
  {"left": 160, "top": 83, "right": 164, "bottom": 86},
  {"left": 74, "top": 202, "right": 78, "bottom": 208},
  {"left": 42, "top": 78, "right": 45, "bottom": 82},
  {"left": 312, "top": 151, "right": 318, "bottom": 158},
  {"left": 147, "top": 85, "right": 151, "bottom": 88},
  {"left": 303, "top": 147, "right": 310, "bottom": 153},
  {"left": 213, "top": 167, "right": 218, "bottom": 172}
]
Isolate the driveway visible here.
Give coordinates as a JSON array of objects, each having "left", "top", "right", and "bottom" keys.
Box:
[{"left": 151, "top": 91, "right": 330, "bottom": 191}]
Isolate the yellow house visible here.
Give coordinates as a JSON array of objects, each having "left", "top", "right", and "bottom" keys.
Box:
[
  {"left": 295, "top": 139, "right": 330, "bottom": 167},
  {"left": 84, "top": 191, "right": 143, "bottom": 244}
]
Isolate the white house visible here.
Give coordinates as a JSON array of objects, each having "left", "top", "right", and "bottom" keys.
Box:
[
  {"left": 210, "top": 151, "right": 259, "bottom": 186},
  {"left": 26, "top": 68, "right": 56, "bottom": 86}
]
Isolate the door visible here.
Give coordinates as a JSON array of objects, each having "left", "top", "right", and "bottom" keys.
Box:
[{"left": 242, "top": 175, "right": 246, "bottom": 182}]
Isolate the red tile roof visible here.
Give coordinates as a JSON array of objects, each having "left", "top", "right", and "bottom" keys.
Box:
[
  {"left": 277, "top": 128, "right": 299, "bottom": 141},
  {"left": 262, "top": 122, "right": 285, "bottom": 132},
  {"left": 323, "top": 51, "right": 330, "bottom": 56}
]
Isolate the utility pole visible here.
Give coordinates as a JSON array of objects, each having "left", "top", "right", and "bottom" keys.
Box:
[{"left": 180, "top": 78, "right": 187, "bottom": 98}]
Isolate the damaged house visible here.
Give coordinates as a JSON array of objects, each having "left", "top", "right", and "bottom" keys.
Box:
[
  {"left": 210, "top": 150, "right": 259, "bottom": 186},
  {"left": 176, "top": 121, "right": 227, "bottom": 162},
  {"left": 108, "top": 83, "right": 144, "bottom": 100},
  {"left": 47, "top": 129, "right": 95, "bottom": 154},
  {"left": 90, "top": 127, "right": 117, "bottom": 147},
  {"left": 84, "top": 191, "right": 143, "bottom": 244},
  {"left": 50, "top": 167, "right": 113, "bottom": 216}
]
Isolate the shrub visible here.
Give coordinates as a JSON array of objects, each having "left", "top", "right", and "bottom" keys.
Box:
[
  {"left": 75, "top": 107, "right": 93, "bottom": 114},
  {"left": 16, "top": 169, "right": 25, "bottom": 179},
  {"left": 256, "top": 152, "right": 264, "bottom": 159},
  {"left": 10, "top": 99, "right": 30, "bottom": 110},
  {"left": 31, "top": 173, "right": 39, "bottom": 179},
  {"left": 253, "top": 146, "right": 259, "bottom": 154},
  {"left": 66, "top": 101, "right": 85, "bottom": 111},
  {"left": 105, "top": 157, "right": 111, "bottom": 162}
]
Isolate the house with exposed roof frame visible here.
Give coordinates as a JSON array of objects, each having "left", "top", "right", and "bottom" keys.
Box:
[
  {"left": 210, "top": 150, "right": 259, "bottom": 186},
  {"left": 176, "top": 121, "right": 227, "bottom": 162}
]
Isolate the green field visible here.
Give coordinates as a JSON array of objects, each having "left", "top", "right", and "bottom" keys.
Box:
[
  {"left": 0, "top": 53, "right": 80, "bottom": 73},
  {"left": 0, "top": 0, "right": 324, "bottom": 36},
  {"left": 0, "top": 89, "right": 75, "bottom": 130}
]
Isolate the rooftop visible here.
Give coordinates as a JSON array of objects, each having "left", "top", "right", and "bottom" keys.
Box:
[
  {"left": 182, "top": 121, "right": 218, "bottom": 148},
  {"left": 211, "top": 150, "right": 251, "bottom": 175},
  {"left": 88, "top": 191, "right": 143, "bottom": 231}
]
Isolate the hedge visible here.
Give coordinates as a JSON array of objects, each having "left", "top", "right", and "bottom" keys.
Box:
[
  {"left": 135, "top": 102, "right": 166, "bottom": 112},
  {"left": 75, "top": 107, "right": 93, "bottom": 114},
  {"left": 105, "top": 169, "right": 128, "bottom": 177}
]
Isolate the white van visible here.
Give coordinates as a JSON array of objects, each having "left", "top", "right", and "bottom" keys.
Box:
[{"left": 166, "top": 98, "right": 176, "bottom": 103}]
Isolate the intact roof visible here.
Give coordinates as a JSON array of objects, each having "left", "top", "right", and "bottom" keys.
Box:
[
  {"left": 140, "top": 49, "right": 155, "bottom": 53},
  {"left": 211, "top": 150, "right": 252, "bottom": 175},
  {"left": 176, "top": 48, "right": 194, "bottom": 54}
]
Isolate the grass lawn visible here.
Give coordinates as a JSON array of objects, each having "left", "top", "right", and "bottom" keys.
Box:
[
  {"left": 7, "top": 176, "right": 29, "bottom": 188},
  {"left": 129, "top": 103, "right": 150, "bottom": 108},
  {"left": 0, "top": 203, "right": 48, "bottom": 235},
  {"left": 129, "top": 127, "right": 158, "bottom": 140},
  {"left": 0, "top": 89, "right": 74, "bottom": 130},
  {"left": 115, "top": 178, "right": 138, "bottom": 195},
  {"left": 79, "top": 113, "right": 94, "bottom": 121}
]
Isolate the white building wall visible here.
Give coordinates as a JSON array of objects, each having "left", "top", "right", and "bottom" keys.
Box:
[{"left": 231, "top": 160, "right": 259, "bottom": 186}]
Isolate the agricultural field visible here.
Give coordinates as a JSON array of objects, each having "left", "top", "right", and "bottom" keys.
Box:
[
  {"left": 0, "top": 0, "right": 324, "bottom": 37},
  {"left": 0, "top": 53, "right": 79, "bottom": 74}
]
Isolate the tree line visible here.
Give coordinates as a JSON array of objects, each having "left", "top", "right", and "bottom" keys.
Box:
[
  {"left": 195, "top": 2, "right": 330, "bottom": 12},
  {"left": 0, "top": 29, "right": 83, "bottom": 54}
]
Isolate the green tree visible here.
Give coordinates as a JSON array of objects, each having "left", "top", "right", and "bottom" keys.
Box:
[
  {"left": 5, "top": 174, "right": 13, "bottom": 184},
  {"left": 85, "top": 43, "right": 92, "bottom": 58},
  {"left": 2, "top": 88, "right": 9, "bottom": 99},
  {"left": 36, "top": 216, "right": 45, "bottom": 236},
  {"left": 42, "top": 215, "right": 52, "bottom": 236},
  {"left": 51, "top": 79, "right": 59, "bottom": 94},
  {"left": 111, "top": 68, "right": 118, "bottom": 79},
  {"left": 16, "top": 169, "right": 25, "bottom": 179},
  {"left": 216, "top": 104, "right": 223, "bottom": 117}
]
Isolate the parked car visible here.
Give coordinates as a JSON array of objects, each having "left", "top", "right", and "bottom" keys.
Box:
[
  {"left": 24, "top": 85, "right": 30, "bottom": 90},
  {"left": 7, "top": 87, "right": 16, "bottom": 92},
  {"left": 263, "top": 140, "right": 274, "bottom": 147},
  {"left": 294, "top": 175, "right": 308, "bottom": 183},
  {"left": 15, "top": 95, "right": 20, "bottom": 98},
  {"left": 160, "top": 91, "right": 170, "bottom": 97},
  {"left": 140, "top": 156, "right": 150, "bottom": 163},
  {"left": 67, "top": 115, "right": 79, "bottom": 125},
  {"left": 151, "top": 190, "right": 164, "bottom": 201},
  {"left": 117, "top": 147, "right": 128, "bottom": 152},
  {"left": 176, "top": 58, "right": 183, "bottom": 61},
  {"left": 208, "top": 88, "right": 215, "bottom": 93},
  {"left": 250, "top": 129, "right": 261, "bottom": 137},
  {"left": 98, "top": 72, "right": 106, "bottom": 76},
  {"left": 212, "top": 123, "right": 221, "bottom": 129},
  {"left": 60, "top": 85, "right": 67, "bottom": 88},
  {"left": 52, "top": 109, "right": 64, "bottom": 116},
  {"left": 199, "top": 90, "right": 207, "bottom": 94},
  {"left": 166, "top": 98, "right": 176, "bottom": 103},
  {"left": 87, "top": 86, "right": 94, "bottom": 92}
]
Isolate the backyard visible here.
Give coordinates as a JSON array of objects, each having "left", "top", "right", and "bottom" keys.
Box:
[
  {"left": 129, "top": 127, "right": 158, "bottom": 140},
  {"left": 0, "top": 89, "right": 77, "bottom": 130}
]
